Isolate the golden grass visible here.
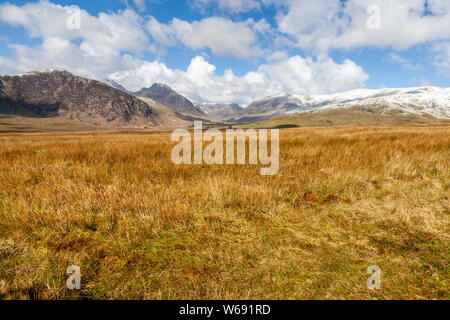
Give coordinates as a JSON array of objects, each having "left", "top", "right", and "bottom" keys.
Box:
[{"left": 0, "top": 125, "right": 449, "bottom": 300}]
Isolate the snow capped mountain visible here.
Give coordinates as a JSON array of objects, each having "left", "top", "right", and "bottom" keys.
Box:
[
  {"left": 0, "top": 69, "right": 65, "bottom": 78},
  {"left": 101, "top": 79, "right": 129, "bottom": 93},
  {"left": 306, "top": 87, "right": 450, "bottom": 119},
  {"left": 236, "top": 87, "right": 450, "bottom": 122},
  {"left": 196, "top": 103, "right": 243, "bottom": 120},
  {"left": 193, "top": 102, "right": 211, "bottom": 114}
]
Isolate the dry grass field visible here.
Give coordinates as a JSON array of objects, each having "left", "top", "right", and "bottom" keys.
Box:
[{"left": 0, "top": 124, "right": 449, "bottom": 300}]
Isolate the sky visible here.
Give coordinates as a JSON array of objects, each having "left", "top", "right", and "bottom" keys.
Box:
[{"left": 0, "top": 0, "right": 449, "bottom": 105}]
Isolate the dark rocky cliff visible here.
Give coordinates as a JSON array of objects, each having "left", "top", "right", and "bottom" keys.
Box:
[{"left": 0, "top": 70, "right": 157, "bottom": 127}]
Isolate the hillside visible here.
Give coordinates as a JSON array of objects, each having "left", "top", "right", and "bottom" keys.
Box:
[
  {"left": 0, "top": 70, "right": 158, "bottom": 128},
  {"left": 136, "top": 83, "right": 205, "bottom": 117}
]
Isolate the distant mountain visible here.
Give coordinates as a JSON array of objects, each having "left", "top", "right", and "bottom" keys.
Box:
[
  {"left": 0, "top": 70, "right": 158, "bottom": 128},
  {"left": 2, "top": 70, "right": 448, "bottom": 131},
  {"left": 234, "top": 95, "right": 315, "bottom": 122},
  {"left": 136, "top": 83, "right": 205, "bottom": 116},
  {"left": 198, "top": 103, "right": 243, "bottom": 121},
  {"left": 101, "top": 79, "right": 129, "bottom": 93},
  {"left": 235, "top": 87, "right": 450, "bottom": 123}
]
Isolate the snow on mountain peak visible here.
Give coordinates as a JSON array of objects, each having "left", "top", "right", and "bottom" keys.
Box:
[{"left": 250, "top": 86, "right": 450, "bottom": 120}]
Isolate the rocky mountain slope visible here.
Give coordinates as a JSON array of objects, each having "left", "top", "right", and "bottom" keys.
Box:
[
  {"left": 197, "top": 103, "right": 243, "bottom": 121},
  {"left": 235, "top": 87, "right": 450, "bottom": 123},
  {"left": 0, "top": 70, "right": 158, "bottom": 128},
  {"left": 101, "top": 79, "right": 130, "bottom": 93},
  {"left": 136, "top": 83, "right": 205, "bottom": 116}
]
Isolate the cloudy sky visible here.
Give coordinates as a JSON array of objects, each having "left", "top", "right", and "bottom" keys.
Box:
[{"left": 0, "top": 0, "right": 449, "bottom": 105}]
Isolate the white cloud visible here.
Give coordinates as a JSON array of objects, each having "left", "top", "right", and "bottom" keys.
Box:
[
  {"left": 0, "top": 37, "right": 139, "bottom": 79},
  {"left": 256, "top": 56, "right": 369, "bottom": 95},
  {"left": 385, "top": 53, "right": 420, "bottom": 70},
  {"left": 146, "top": 16, "right": 264, "bottom": 58},
  {"left": 431, "top": 42, "right": 450, "bottom": 75},
  {"left": 0, "top": 0, "right": 151, "bottom": 78},
  {"left": 271, "top": 0, "right": 450, "bottom": 52},
  {"left": 0, "top": 0, "right": 149, "bottom": 53},
  {"left": 110, "top": 55, "right": 368, "bottom": 105}
]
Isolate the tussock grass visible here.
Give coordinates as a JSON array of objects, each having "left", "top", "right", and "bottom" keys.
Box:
[{"left": 0, "top": 125, "right": 449, "bottom": 300}]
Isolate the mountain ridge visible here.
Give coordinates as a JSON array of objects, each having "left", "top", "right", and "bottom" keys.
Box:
[
  {"left": 101, "top": 79, "right": 130, "bottom": 93},
  {"left": 0, "top": 70, "right": 158, "bottom": 128},
  {"left": 135, "top": 83, "right": 205, "bottom": 117},
  {"left": 196, "top": 103, "right": 243, "bottom": 121},
  {"left": 232, "top": 86, "right": 450, "bottom": 123}
]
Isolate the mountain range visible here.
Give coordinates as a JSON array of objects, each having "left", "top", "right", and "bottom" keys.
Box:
[
  {"left": 1, "top": 69, "right": 449, "bottom": 131},
  {"left": 197, "top": 103, "right": 244, "bottom": 121},
  {"left": 236, "top": 87, "right": 450, "bottom": 122}
]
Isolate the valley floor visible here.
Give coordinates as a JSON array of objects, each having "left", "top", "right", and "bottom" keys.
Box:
[{"left": 0, "top": 125, "right": 449, "bottom": 300}]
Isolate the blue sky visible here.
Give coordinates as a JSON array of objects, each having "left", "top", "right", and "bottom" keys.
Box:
[{"left": 0, "top": 0, "right": 449, "bottom": 104}]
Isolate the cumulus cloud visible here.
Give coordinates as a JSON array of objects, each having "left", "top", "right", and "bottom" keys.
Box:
[
  {"left": 109, "top": 55, "right": 369, "bottom": 105},
  {"left": 0, "top": 37, "right": 139, "bottom": 79},
  {"left": 271, "top": 0, "right": 450, "bottom": 52},
  {"left": 0, "top": 0, "right": 149, "bottom": 53},
  {"left": 255, "top": 56, "right": 369, "bottom": 95},
  {"left": 146, "top": 16, "right": 265, "bottom": 58},
  {"left": 0, "top": 0, "right": 153, "bottom": 78}
]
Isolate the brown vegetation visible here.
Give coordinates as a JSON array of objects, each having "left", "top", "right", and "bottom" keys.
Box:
[{"left": 0, "top": 124, "right": 449, "bottom": 300}]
